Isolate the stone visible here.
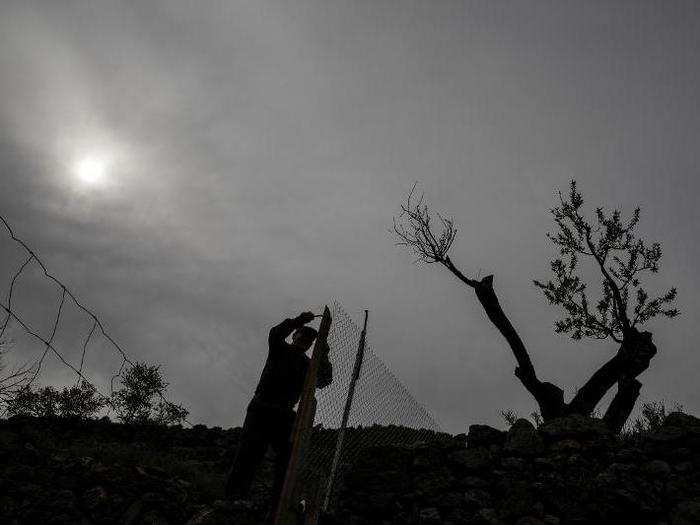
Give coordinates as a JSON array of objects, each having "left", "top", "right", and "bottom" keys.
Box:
[
  {"left": 663, "top": 412, "right": 700, "bottom": 429},
  {"left": 670, "top": 500, "right": 700, "bottom": 525},
  {"left": 549, "top": 439, "right": 581, "bottom": 453},
  {"left": 467, "top": 425, "right": 506, "bottom": 449},
  {"left": 539, "top": 415, "right": 611, "bottom": 443},
  {"left": 448, "top": 448, "right": 493, "bottom": 472},
  {"left": 453, "top": 433, "right": 467, "bottom": 447},
  {"left": 501, "top": 457, "right": 525, "bottom": 469},
  {"left": 0, "top": 430, "right": 20, "bottom": 452},
  {"left": 460, "top": 476, "right": 489, "bottom": 489},
  {"left": 464, "top": 489, "right": 492, "bottom": 510},
  {"left": 419, "top": 507, "right": 441, "bottom": 524},
  {"left": 83, "top": 486, "right": 108, "bottom": 510},
  {"left": 504, "top": 419, "right": 544, "bottom": 456},
  {"left": 515, "top": 518, "right": 546, "bottom": 525},
  {"left": 642, "top": 460, "right": 672, "bottom": 478},
  {"left": 476, "top": 507, "right": 504, "bottom": 525}
]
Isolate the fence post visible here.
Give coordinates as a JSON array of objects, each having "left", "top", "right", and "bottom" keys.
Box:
[
  {"left": 274, "top": 306, "right": 332, "bottom": 525},
  {"left": 321, "top": 309, "right": 368, "bottom": 512}
]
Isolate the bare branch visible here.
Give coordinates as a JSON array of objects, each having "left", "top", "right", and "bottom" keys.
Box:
[{"left": 392, "top": 183, "right": 459, "bottom": 266}]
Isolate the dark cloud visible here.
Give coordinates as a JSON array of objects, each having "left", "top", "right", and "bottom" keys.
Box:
[{"left": 1, "top": 0, "right": 698, "bottom": 430}]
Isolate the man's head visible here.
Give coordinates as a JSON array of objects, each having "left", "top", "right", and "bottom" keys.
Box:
[{"left": 292, "top": 326, "right": 318, "bottom": 352}]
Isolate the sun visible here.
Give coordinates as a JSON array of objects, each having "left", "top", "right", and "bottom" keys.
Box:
[{"left": 74, "top": 155, "right": 108, "bottom": 185}]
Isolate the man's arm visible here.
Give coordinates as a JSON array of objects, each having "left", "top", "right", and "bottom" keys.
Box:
[
  {"left": 268, "top": 311, "right": 316, "bottom": 347},
  {"left": 316, "top": 341, "right": 333, "bottom": 389}
]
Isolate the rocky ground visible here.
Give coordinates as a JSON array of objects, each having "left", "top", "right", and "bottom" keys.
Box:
[{"left": 0, "top": 413, "right": 699, "bottom": 524}]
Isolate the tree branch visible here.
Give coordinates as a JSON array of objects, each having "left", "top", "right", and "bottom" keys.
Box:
[{"left": 567, "top": 328, "right": 656, "bottom": 416}]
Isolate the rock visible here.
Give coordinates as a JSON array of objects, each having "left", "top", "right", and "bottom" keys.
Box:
[
  {"left": 515, "top": 518, "right": 546, "bottom": 525},
  {"left": 448, "top": 448, "right": 493, "bottom": 472},
  {"left": 464, "top": 489, "right": 492, "bottom": 510},
  {"left": 460, "top": 476, "right": 489, "bottom": 489},
  {"left": 674, "top": 462, "right": 693, "bottom": 473},
  {"left": 140, "top": 510, "right": 171, "bottom": 524},
  {"left": 533, "top": 457, "right": 555, "bottom": 469},
  {"left": 539, "top": 415, "right": 611, "bottom": 443},
  {"left": 475, "top": 507, "right": 504, "bottom": 525},
  {"left": 663, "top": 412, "right": 700, "bottom": 430},
  {"left": 122, "top": 500, "right": 144, "bottom": 525},
  {"left": 84, "top": 486, "right": 108, "bottom": 510},
  {"left": 452, "top": 433, "right": 467, "bottom": 447},
  {"left": 467, "top": 425, "right": 506, "bottom": 449},
  {"left": 504, "top": 419, "right": 544, "bottom": 456},
  {"left": 670, "top": 500, "right": 700, "bottom": 525},
  {"left": 549, "top": 439, "right": 581, "bottom": 453},
  {"left": 501, "top": 457, "right": 525, "bottom": 469},
  {"left": 419, "top": 507, "right": 441, "bottom": 524},
  {"left": 642, "top": 460, "right": 671, "bottom": 477},
  {"left": 0, "top": 430, "right": 20, "bottom": 452}
]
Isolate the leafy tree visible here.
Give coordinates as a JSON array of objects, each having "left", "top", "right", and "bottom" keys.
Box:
[
  {"left": 111, "top": 361, "right": 188, "bottom": 425},
  {"left": 5, "top": 381, "right": 107, "bottom": 419},
  {"left": 394, "top": 181, "right": 679, "bottom": 432}
]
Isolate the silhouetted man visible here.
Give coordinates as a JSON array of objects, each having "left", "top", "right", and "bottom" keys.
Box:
[{"left": 225, "top": 311, "right": 333, "bottom": 516}]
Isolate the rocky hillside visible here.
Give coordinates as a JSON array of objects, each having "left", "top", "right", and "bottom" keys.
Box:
[{"left": 1, "top": 413, "right": 699, "bottom": 524}]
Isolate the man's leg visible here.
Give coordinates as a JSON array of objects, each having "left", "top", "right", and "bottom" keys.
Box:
[
  {"left": 225, "top": 406, "right": 269, "bottom": 501},
  {"left": 268, "top": 409, "right": 296, "bottom": 517}
]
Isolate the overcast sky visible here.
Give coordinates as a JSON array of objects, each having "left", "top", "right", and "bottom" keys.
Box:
[{"left": 1, "top": 1, "right": 699, "bottom": 433}]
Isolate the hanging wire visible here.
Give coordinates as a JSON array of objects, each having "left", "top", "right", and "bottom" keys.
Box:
[{"left": 0, "top": 213, "right": 191, "bottom": 425}]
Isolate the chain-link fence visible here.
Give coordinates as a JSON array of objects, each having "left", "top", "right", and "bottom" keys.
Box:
[{"left": 294, "top": 301, "right": 445, "bottom": 514}]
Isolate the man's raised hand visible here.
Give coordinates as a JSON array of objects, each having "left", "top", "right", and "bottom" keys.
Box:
[{"left": 297, "top": 311, "right": 316, "bottom": 324}]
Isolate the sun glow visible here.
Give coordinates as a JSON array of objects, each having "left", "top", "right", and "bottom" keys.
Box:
[{"left": 74, "top": 155, "right": 109, "bottom": 185}]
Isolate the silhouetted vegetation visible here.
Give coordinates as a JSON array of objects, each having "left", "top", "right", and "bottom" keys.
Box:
[
  {"left": 0, "top": 338, "right": 33, "bottom": 410},
  {"left": 6, "top": 380, "right": 107, "bottom": 419},
  {"left": 394, "top": 180, "right": 679, "bottom": 432},
  {"left": 111, "top": 361, "right": 189, "bottom": 425}
]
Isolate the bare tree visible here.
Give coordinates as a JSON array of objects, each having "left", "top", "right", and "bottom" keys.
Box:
[
  {"left": 0, "top": 339, "right": 34, "bottom": 412},
  {"left": 393, "top": 181, "right": 679, "bottom": 432}
]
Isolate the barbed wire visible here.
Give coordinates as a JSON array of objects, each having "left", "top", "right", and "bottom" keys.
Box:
[{"left": 0, "top": 213, "right": 191, "bottom": 425}]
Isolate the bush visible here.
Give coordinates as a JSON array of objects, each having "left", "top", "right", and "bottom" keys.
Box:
[
  {"left": 6, "top": 381, "right": 108, "bottom": 419},
  {"left": 500, "top": 409, "right": 543, "bottom": 428},
  {"left": 622, "top": 400, "right": 685, "bottom": 438},
  {"left": 110, "top": 361, "right": 188, "bottom": 425}
]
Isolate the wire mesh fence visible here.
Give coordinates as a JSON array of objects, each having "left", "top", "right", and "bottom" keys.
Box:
[
  {"left": 294, "top": 301, "right": 446, "bottom": 513},
  {"left": 0, "top": 213, "right": 190, "bottom": 423}
]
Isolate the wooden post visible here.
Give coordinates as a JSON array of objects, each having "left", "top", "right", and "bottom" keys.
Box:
[
  {"left": 321, "top": 309, "right": 368, "bottom": 512},
  {"left": 274, "top": 306, "right": 332, "bottom": 525}
]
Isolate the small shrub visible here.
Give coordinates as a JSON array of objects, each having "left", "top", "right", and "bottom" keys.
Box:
[
  {"left": 622, "top": 400, "right": 684, "bottom": 439},
  {"left": 110, "top": 361, "right": 188, "bottom": 425},
  {"left": 500, "top": 408, "right": 543, "bottom": 428},
  {"left": 6, "top": 381, "right": 107, "bottom": 419}
]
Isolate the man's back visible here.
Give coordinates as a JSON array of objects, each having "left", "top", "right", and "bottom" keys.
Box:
[{"left": 253, "top": 316, "right": 333, "bottom": 410}]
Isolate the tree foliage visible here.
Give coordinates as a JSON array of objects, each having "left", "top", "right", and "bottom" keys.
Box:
[
  {"left": 6, "top": 381, "right": 107, "bottom": 419},
  {"left": 533, "top": 181, "right": 679, "bottom": 343},
  {"left": 393, "top": 179, "right": 680, "bottom": 431},
  {"left": 0, "top": 339, "right": 33, "bottom": 410},
  {"left": 621, "top": 400, "right": 685, "bottom": 440},
  {"left": 110, "top": 361, "right": 188, "bottom": 425}
]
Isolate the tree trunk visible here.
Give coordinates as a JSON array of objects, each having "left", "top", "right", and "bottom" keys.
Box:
[
  {"left": 470, "top": 275, "right": 565, "bottom": 420},
  {"left": 567, "top": 329, "right": 656, "bottom": 423},
  {"left": 603, "top": 377, "right": 642, "bottom": 433},
  {"left": 444, "top": 261, "right": 653, "bottom": 431}
]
